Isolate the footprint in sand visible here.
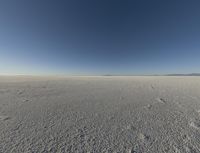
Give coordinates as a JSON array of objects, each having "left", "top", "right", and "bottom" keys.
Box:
[
  {"left": 197, "top": 110, "right": 200, "bottom": 115},
  {"left": 189, "top": 119, "right": 200, "bottom": 130},
  {"left": 176, "top": 102, "right": 182, "bottom": 107},
  {"left": 138, "top": 133, "right": 150, "bottom": 143},
  {"left": 156, "top": 97, "right": 167, "bottom": 104},
  {"left": 18, "top": 90, "right": 24, "bottom": 95},
  {"left": 144, "top": 104, "right": 152, "bottom": 110},
  {"left": 119, "top": 96, "right": 125, "bottom": 100},
  {"left": 0, "top": 89, "right": 8, "bottom": 94},
  {"left": 172, "top": 146, "right": 181, "bottom": 153},
  {"left": 125, "top": 125, "right": 136, "bottom": 131},
  {"left": 184, "top": 146, "right": 197, "bottom": 153},
  {"left": 18, "top": 89, "right": 26, "bottom": 96},
  {"left": 128, "top": 144, "right": 142, "bottom": 153},
  {"left": 0, "top": 115, "right": 11, "bottom": 121},
  {"left": 22, "top": 99, "right": 29, "bottom": 102},
  {"left": 128, "top": 133, "right": 151, "bottom": 153},
  {"left": 150, "top": 85, "right": 155, "bottom": 90}
]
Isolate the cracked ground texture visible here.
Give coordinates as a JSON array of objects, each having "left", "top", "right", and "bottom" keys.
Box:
[{"left": 0, "top": 76, "right": 200, "bottom": 153}]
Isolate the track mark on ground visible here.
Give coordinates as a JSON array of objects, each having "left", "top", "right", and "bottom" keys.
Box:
[{"left": 0, "top": 115, "right": 11, "bottom": 121}]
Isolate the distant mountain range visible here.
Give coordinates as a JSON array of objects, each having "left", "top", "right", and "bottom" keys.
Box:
[
  {"left": 103, "top": 73, "right": 200, "bottom": 76},
  {"left": 166, "top": 73, "right": 200, "bottom": 76}
]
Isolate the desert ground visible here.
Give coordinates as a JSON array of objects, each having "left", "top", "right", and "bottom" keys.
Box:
[{"left": 0, "top": 76, "right": 200, "bottom": 153}]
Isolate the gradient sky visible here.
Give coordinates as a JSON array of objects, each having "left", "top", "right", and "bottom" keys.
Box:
[{"left": 0, "top": 0, "right": 200, "bottom": 75}]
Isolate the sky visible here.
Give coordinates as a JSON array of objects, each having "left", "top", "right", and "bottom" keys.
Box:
[{"left": 0, "top": 0, "right": 200, "bottom": 75}]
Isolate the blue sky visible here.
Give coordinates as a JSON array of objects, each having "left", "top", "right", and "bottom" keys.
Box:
[{"left": 0, "top": 0, "right": 200, "bottom": 75}]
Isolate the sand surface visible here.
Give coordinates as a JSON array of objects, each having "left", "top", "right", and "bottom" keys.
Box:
[{"left": 0, "top": 76, "right": 200, "bottom": 153}]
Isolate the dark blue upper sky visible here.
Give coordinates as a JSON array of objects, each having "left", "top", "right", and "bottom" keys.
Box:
[{"left": 0, "top": 0, "right": 200, "bottom": 75}]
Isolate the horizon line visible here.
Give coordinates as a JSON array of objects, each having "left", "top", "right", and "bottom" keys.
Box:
[{"left": 0, "top": 73, "right": 200, "bottom": 77}]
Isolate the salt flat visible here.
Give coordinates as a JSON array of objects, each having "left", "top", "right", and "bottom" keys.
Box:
[{"left": 0, "top": 76, "right": 200, "bottom": 153}]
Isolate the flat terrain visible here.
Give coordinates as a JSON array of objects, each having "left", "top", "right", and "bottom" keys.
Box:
[{"left": 0, "top": 76, "right": 200, "bottom": 153}]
